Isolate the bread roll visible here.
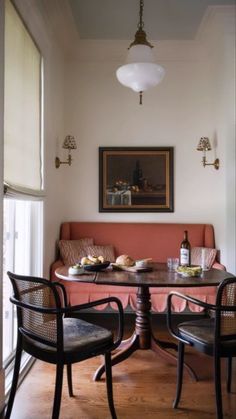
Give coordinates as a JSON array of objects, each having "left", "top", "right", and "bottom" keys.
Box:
[
  {"left": 81, "top": 257, "right": 93, "bottom": 265},
  {"left": 116, "top": 254, "right": 135, "bottom": 267}
]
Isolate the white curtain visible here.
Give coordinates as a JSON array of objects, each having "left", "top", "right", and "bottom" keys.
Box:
[{"left": 4, "top": 0, "right": 43, "bottom": 193}]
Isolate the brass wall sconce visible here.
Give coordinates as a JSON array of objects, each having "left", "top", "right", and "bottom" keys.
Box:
[
  {"left": 55, "top": 135, "right": 77, "bottom": 168},
  {"left": 196, "top": 137, "right": 220, "bottom": 170}
]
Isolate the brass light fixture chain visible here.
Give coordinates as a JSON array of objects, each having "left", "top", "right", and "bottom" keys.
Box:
[
  {"left": 139, "top": 91, "right": 143, "bottom": 105},
  {"left": 129, "top": 0, "right": 153, "bottom": 50},
  {"left": 139, "top": 0, "right": 144, "bottom": 29}
]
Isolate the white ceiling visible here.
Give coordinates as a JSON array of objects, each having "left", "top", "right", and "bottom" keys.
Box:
[{"left": 68, "top": 0, "right": 234, "bottom": 40}]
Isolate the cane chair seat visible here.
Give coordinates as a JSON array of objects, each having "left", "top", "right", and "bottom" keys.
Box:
[
  {"left": 22, "top": 317, "right": 114, "bottom": 364},
  {"left": 178, "top": 318, "right": 236, "bottom": 356}
]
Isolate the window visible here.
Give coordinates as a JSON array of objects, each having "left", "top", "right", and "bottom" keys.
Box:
[
  {"left": 3, "top": 199, "right": 43, "bottom": 365},
  {"left": 3, "top": 0, "right": 44, "bottom": 391}
]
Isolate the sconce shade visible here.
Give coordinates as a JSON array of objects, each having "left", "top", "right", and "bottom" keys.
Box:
[
  {"left": 63, "top": 135, "right": 77, "bottom": 150},
  {"left": 197, "top": 137, "right": 212, "bottom": 151}
]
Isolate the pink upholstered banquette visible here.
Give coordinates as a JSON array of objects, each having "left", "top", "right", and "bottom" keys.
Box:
[{"left": 50, "top": 222, "right": 224, "bottom": 312}]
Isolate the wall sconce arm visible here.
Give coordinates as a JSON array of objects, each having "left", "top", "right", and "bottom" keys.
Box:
[
  {"left": 197, "top": 137, "right": 220, "bottom": 170},
  {"left": 55, "top": 136, "right": 77, "bottom": 169},
  {"left": 55, "top": 153, "right": 72, "bottom": 169},
  {"left": 202, "top": 157, "right": 220, "bottom": 170}
]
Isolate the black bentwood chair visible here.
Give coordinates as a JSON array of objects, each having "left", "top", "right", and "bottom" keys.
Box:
[
  {"left": 167, "top": 277, "right": 236, "bottom": 419},
  {"left": 5, "top": 272, "right": 124, "bottom": 419}
]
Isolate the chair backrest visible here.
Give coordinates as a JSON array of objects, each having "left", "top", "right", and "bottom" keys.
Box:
[
  {"left": 215, "top": 277, "right": 236, "bottom": 341},
  {"left": 7, "top": 272, "right": 67, "bottom": 349}
]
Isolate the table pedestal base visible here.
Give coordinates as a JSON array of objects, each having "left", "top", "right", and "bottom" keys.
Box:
[{"left": 94, "top": 286, "right": 198, "bottom": 382}]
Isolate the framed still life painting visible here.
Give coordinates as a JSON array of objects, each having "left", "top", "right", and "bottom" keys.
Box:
[{"left": 99, "top": 147, "right": 174, "bottom": 212}]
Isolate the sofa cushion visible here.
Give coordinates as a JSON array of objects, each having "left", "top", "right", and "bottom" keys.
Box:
[
  {"left": 84, "top": 244, "right": 116, "bottom": 262},
  {"left": 191, "top": 247, "right": 217, "bottom": 269},
  {"left": 59, "top": 238, "right": 94, "bottom": 265}
]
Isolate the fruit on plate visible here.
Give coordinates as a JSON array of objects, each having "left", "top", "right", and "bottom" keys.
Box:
[
  {"left": 177, "top": 265, "right": 202, "bottom": 277},
  {"left": 115, "top": 255, "right": 135, "bottom": 267},
  {"left": 72, "top": 263, "right": 81, "bottom": 268},
  {"left": 88, "top": 255, "right": 99, "bottom": 263},
  {"left": 80, "top": 257, "right": 93, "bottom": 266},
  {"left": 80, "top": 255, "right": 105, "bottom": 266}
]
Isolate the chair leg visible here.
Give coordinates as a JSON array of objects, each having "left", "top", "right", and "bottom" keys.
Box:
[
  {"left": 52, "top": 363, "right": 64, "bottom": 419},
  {"left": 214, "top": 354, "right": 223, "bottom": 419},
  {"left": 226, "top": 356, "right": 232, "bottom": 393},
  {"left": 104, "top": 352, "right": 117, "bottom": 419},
  {"left": 173, "top": 341, "right": 185, "bottom": 409},
  {"left": 5, "top": 339, "right": 22, "bottom": 419},
  {"left": 66, "top": 364, "right": 73, "bottom": 397}
]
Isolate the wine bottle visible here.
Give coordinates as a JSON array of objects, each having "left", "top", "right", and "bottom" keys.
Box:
[{"left": 180, "top": 230, "right": 191, "bottom": 266}]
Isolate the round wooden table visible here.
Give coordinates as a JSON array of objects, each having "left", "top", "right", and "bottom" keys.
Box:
[{"left": 56, "top": 264, "right": 234, "bottom": 381}]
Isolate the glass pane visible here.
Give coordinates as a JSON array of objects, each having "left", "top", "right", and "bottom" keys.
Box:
[{"left": 2, "top": 199, "right": 43, "bottom": 363}]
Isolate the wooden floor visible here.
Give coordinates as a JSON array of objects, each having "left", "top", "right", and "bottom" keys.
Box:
[{"left": 5, "top": 316, "right": 236, "bottom": 419}]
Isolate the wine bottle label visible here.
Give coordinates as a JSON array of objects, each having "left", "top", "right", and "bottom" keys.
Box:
[{"left": 180, "top": 249, "right": 190, "bottom": 265}]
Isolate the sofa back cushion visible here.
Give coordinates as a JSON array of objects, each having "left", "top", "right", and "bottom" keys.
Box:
[
  {"left": 84, "top": 244, "right": 116, "bottom": 262},
  {"left": 59, "top": 238, "right": 93, "bottom": 265},
  {"left": 191, "top": 247, "right": 217, "bottom": 269},
  {"left": 60, "top": 222, "right": 215, "bottom": 262}
]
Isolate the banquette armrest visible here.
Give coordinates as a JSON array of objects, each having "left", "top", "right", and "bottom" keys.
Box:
[
  {"left": 50, "top": 259, "right": 64, "bottom": 282},
  {"left": 212, "top": 261, "right": 226, "bottom": 271}
]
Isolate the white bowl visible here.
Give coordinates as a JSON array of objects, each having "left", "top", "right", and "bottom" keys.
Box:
[{"left": 68, "top": 266, "right": 84, "bottom": 275}]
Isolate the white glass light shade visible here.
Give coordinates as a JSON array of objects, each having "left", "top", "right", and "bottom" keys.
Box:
[
  {"left": 126, "top": 45, "right": 155, "bottom": 63},
  {"left": 117, "top": 62, "right": 165, "bottom": 92},
  {"left": 116, "top": 44, "right": 165, "bottom": 92}
]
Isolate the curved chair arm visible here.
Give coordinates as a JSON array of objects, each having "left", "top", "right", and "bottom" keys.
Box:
[
  {"left": 9, "top": 296, "right": 64, "bottom": 314},
  {"left": 10, "top": 295, "right": 124, "bottom": 350},
  {"left": 166, "top": 292, "right": 217, "bottom": 345},
  {"left": 63, "top": 297, "right": 124, "bottom": 350},
  {"left": 53, "top": 281, "right": 69, "bottom": 307},
  {"left": 167, "top": 290, "right": 236, "bottom": 313},
  {"left": 168, "top": 291, "right": 217, "bottom": 311}
]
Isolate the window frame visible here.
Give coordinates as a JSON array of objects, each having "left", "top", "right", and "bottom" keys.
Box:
[{"left": 2, "top": 0, "right": 45, "bottom": 397}]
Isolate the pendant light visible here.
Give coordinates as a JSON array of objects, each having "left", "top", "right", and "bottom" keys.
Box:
[{"left": 116, "top": 0, "right": 165, "bottom": 104}]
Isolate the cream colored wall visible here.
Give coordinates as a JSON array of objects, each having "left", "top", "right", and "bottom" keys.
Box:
[
  {"left": 63, "top": 7, "right": 235, "bottom": 273},
  {"left": 9, "top": 2, "right": 234, "bottom": 277},
  {"left": 199, "top": 7, "right": 236, "bottom": 273}
]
